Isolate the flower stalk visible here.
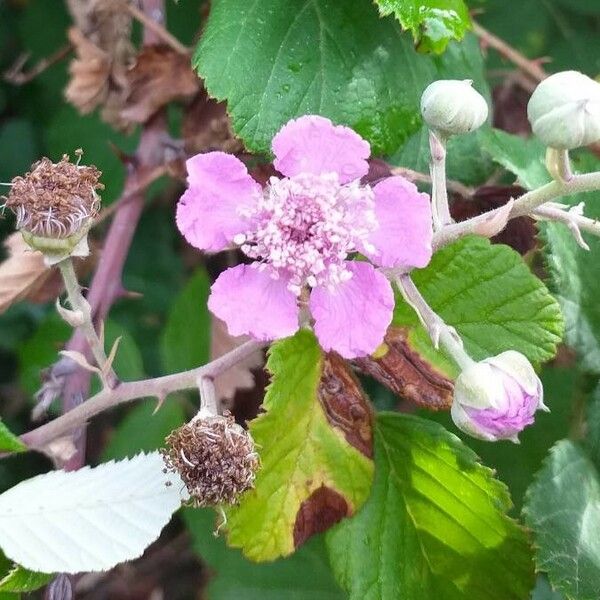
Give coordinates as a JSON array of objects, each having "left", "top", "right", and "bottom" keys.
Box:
[
  {"left": 57, "top": 257, "right": 116, "bottom": 388},
  {"left": 395, "top": 273, "right": 474, "bottom": 370},
  {"left": 429, "top": 130, "right": 453, "bottom": 231}
]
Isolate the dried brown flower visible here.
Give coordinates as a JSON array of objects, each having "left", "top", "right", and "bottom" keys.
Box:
[
  {"left": 3, "top": 154, "right": 103, "bottom": 241},
  {"left": 161, "top": 411, "right": 259, "bottom": 506}
]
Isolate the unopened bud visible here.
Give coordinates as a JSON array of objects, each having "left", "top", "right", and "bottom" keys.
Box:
[
  {"left": 527, "top": 70, "right": 600, "bottom": 150},
  {"left": 420, "top": 79, "right": 488, "bottom": 136},
  {"left": 451, "top": 351, "right": 546, "bottom": 443},
  {"left": 161, "top": 411, "right": 259, "bottom": 506},
  {"left": 2, "top": 154, "right": 103, "bottom": 264}
]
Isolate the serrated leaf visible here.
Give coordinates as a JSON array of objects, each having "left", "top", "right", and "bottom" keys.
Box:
[
  {"left": 541, "top": 153, "right": 600, "bottom": 373},
  {"left": 327, "top": 413, "right": 535, "bottom": 600},
  {"left": 524, "top": 440, "right": 600, "bottom": 600},
  {"left": 393, "top": 236, "right": 563, "bottom": 377},
  {"left": 225, "top": 330, "right": 373, "bottom": 561},
  {"left": 532, "top": 576, "right": 566, "bottom": 600},
  {"left": 184, "top": 508, "right": 345, "bottom": 599},
  {"left": 0, "top": 566, "right": 52, "bottom": 593},
  {"left": 374, "top": 0, "right": 471, "bottom": 53},
  {"left": 195, "top": 0, "right": 486, "bottom": 155},
  {"left": 479, "top": 128, "right": 550, "bottom": 190},
  {"left": 0, "top": 421, "right": 26, "bottom": 454},
  {"left": 0, "top": 452, "right": 184, "bottom": 574},
  {"left": 161, "top": 268, "right": 210, "bottom": 373}
]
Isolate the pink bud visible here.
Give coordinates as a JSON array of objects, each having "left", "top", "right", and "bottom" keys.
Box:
[{"left": 451, "top": 351, "right": 546, "bottom": 443}]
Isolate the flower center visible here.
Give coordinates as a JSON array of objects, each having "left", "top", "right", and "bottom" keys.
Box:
[{"left": 236, "top": 172, "right": 376, "bottom": 295}]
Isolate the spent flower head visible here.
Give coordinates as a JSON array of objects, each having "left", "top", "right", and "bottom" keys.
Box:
[
  {"left": 161, "top": 411, "right": 259, "bottom": 507},
  {"left": 3, "top": 152, "right": 103, "bottom": 263},
  {"left": 451, "top": 350, "right": 546, "bottom": 443},
  {"left": 176, "top": 115, "right": 434, "bottom": 358}
]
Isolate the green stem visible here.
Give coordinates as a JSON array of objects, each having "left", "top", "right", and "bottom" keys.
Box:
[
  {"left": 395, "top": 274, "right": 474, "bottom": 371},
  {"left": 429, "top": 130, "right": 453, "bottom": 230},
  {"left": 57, "top": 258, "right": 116, "bottom": 387}
]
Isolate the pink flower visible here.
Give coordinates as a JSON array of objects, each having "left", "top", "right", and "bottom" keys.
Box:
[
  {"left": 451, "top": 351, "right": 547, "bottom": 442},
  {"left": 176, "top": 115, "right": 433, "bottom": 358}
]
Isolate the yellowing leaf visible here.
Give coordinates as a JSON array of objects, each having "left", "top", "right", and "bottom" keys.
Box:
[{"left": 224, "top": 330, "right": 374, "bottom": 561}]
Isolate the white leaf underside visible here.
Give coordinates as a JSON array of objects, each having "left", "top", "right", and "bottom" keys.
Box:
[{"left": 0, "top": 452, "right": 185, "bottom": 574}]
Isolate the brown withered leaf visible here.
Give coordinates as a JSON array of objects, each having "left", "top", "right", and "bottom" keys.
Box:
[
  {"left": 182, "top": 89, "right": 243, "bottom": 155},
  {"left": 211, "top": 316, "right": 263, "bottom": 404},
  {"left": 120, "top": 45, "right": 200, "bottom": 124},
  {"left": 0, "top": 233, "right": 56, "bottom": 314},
  {"left": 64, "top": 0, "right": 134, "bottom": 128},
  {"left": 353, "top": 327, "right": 454, "bottom": 410},
  {"left": 65, "top": 27, "right": 114, "bottom": 114},
  {"left": 318, "top": 352, "right": 373, "bottom": 457}
]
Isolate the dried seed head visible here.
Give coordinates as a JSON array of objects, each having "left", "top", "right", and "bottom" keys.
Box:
[
  {"left": 161, "top": 411, "right": 259, "bottom": 507},
  {"left": 2, "top": 153, "right": 103, "bottom": 260}
]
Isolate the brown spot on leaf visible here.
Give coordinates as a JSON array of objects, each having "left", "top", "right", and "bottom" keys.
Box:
[
  {"left": 353, "top": 327, "right": 454, "bottom": 410},
  {"left": 293, "top": 486, "right": 349, "bottom": 549},
  {"left": 120, "top": 45, "right": 200, "bottom": 125},
  {"left": 318, "top": 353, "right": 373, "bottom": 458}
]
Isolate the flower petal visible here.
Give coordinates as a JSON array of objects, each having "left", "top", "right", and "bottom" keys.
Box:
[
  {"left": 176, "top": 152, "right": 260, "bottom": 252},
  {"left": 309, "top": 261, "right": 394, "bottom": 358},
  {"left": 363, "top": 176, "right": 433, "bottom": 269},
  {"left": 272, "top": 115, "right": 370, "bottom": 184},
  {"left": 208, "top": 265, "right": 299, "bottom": 341}
]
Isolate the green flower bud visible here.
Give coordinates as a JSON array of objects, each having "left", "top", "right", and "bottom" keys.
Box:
[
  {"left": 420, "top": 79, "right": 488, "bottom": 136},
  {"left": 527, "top": 70, "right": 600, "bottom": 150}
]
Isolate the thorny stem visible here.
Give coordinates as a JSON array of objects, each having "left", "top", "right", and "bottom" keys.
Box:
[
  {"left": 124, "top": 2, "right": 190, "bottom": 55},
  {"left": 57, "top": 258, "right": 116, "bottom": 387},
  {"left": 472, "top": 21, "right": 547, "bottom": 84},
  {"left": 395, "top": 274, "right": 474, "bottom": 371},
  {"left": 49, "top": 0, "right": 172, "bottom": 472},
  {"left": 433, "top": 169, "right": 600, "bottom": 250},
  {"left": 429, "top": 130, "right": 453, "bottom": 230},
  {"left": 18, "top": 340, "right": 265, "bottom": 455}
]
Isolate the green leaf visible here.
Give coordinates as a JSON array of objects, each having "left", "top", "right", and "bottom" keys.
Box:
[
  {"left": 327, "top": 413, "right": 535, "bottom": 600},
  {"left": 524, "top": 440, "right": 600, "bottom": 600},
  {"left": 225, "top": 330, "right": 373, "bottom": 561},
  {"left": 0, "top": 422, "right": 25, "bottom": 454},
  {"left": 393, "top": 236, "right": 563, "bottom": 376},
  {"left": 0, "top": 120, "right": 37, "bottom": 182},
  {"left": 184, "top": 508, "right": 345, "bottom": 599},
  {"left": 102, "top": 400, "right": 186, "bottom": 462},
  {"left": 532, "top": 577, "right": 566, "bottom": 600},
  {"left": 479, "top": 128, "right": 550, "bottom": 190},
  {"left": 0, "top": 566, "right": 52, "bottom": 593},
  {"left": 374, "top": 0, "right": 471, "bottom": 53},
  {"left": 161, "top": 268, "right": 211, "bottom": 373},
  {"left": 586, "top": 384, "right": 600, "bottom": 467},
  {"left": 195, "top": 0, "right": 486, "bottom": 155},
  {"left": 541, "top": 153, "right": 600, "bottom": 373}
]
